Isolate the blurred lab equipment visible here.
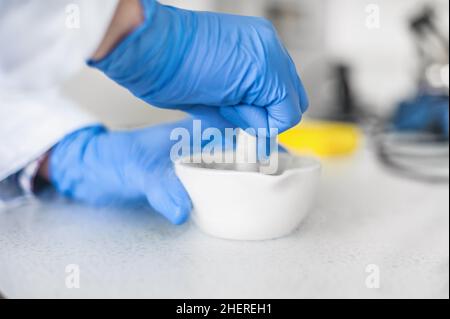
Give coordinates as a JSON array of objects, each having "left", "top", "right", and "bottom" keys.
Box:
[
  {"left": 375, "top": 132, "right": 449, "bottom": 183},
  {"left": 391, "top": 6, "right": 449, "bottom": 138},
  {"left": 393, "top": 94, "right": 449, "bottom": 137},
  {"left": 374, "top": 5, "right": 449, "bottom": 183},
  {"left": 410, "top": 6, "right": 449, "bottom": 94},
  {"left": 265, "top": 1, "right": 449, "bottom": 182}
]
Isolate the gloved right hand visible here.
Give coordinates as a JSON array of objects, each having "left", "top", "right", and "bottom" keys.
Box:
[
  {"left": 49, "top": 111, "right": 234, "bottom": 225},
  {"left": 89, "top": 0, "right": 309, "bottom": 136}
]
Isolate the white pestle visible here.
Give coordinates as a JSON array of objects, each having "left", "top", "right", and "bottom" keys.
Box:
[
  {"left": 235, "top": 129, "right": 281, "bottom": 175},
  {"left": 235, "top": 129, "right": 260, "bottom": 173}
]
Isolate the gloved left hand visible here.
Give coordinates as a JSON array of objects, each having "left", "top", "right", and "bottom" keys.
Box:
[
  {"left": 49, "top": 110, "right": 234, "bottom": 225},
  {"left": 89, "top": 0, "right": 308, "bottom": 136}
]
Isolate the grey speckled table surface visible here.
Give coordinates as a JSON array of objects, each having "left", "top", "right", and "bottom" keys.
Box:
[{"left": 0, "top": 149, "right": 448, "bottom": 299}]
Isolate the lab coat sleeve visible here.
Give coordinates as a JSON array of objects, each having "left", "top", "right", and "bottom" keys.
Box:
[
  {"left": 0, "top": 91, "right": 99, "bottom": 181},
  {"left": 0, "top": 0, "right": 119, "bottom": 181},
  {"left": 0, "top": 0, "right": 119, "bottom": 91}
]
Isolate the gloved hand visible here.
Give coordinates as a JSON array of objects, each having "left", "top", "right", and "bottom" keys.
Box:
[
  {"left": 89, "top": 0, "right": 308, "bottom": 136},
  {"left": 49, "top": 110, "right": 234, "bottom": 225}
]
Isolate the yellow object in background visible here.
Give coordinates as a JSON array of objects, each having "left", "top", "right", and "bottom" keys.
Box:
[{"left": 279, "top": 120, "right": 362, "bottom": 158}]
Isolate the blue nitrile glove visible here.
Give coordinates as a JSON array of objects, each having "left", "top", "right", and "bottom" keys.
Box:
[
  {"left": 88, "top": 0, "right": 308, "bottom": 136},
  {"left": 49, "top": 109, "right": 234, "bottom": 225}
]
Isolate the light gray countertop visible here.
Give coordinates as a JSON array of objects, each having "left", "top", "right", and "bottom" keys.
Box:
[{"left": 0, "top": 149, "right": 448, "bottom": 299}]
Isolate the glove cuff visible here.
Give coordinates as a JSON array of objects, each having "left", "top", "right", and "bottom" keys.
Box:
[
  {"left": 88, "top": 1, "right": 197, "bottom": 106},
  {"left": 87, "top": 0, "right": 157, "bottom": 68}
]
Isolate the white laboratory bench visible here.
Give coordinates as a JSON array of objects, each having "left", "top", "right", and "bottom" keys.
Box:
[{"left": 0, "top": 148, "right": 448, "bottom": 299}]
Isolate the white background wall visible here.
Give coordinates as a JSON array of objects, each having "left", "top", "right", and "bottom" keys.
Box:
[{"left": 63, "top": 0, "right": 449, "bottom": 128}]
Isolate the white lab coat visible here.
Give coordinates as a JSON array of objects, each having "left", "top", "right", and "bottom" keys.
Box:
[{"left": 0, "top": 0, "right": 118, "bottom": 181}]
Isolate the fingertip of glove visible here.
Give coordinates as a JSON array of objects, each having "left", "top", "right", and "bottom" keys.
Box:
[
  {"left": 145, "top": 183, "right": 192, "bottom": 225},
  {"left": 168, "top": 187, "right": 192, "bottom": 225},
  {"left": 169, "top": 205, "right": 191, "bottom": 225}
]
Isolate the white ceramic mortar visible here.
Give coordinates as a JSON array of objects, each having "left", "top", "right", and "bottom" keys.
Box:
[{"left": 175, "top": 153, "right": 321, "bottom": 240}]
